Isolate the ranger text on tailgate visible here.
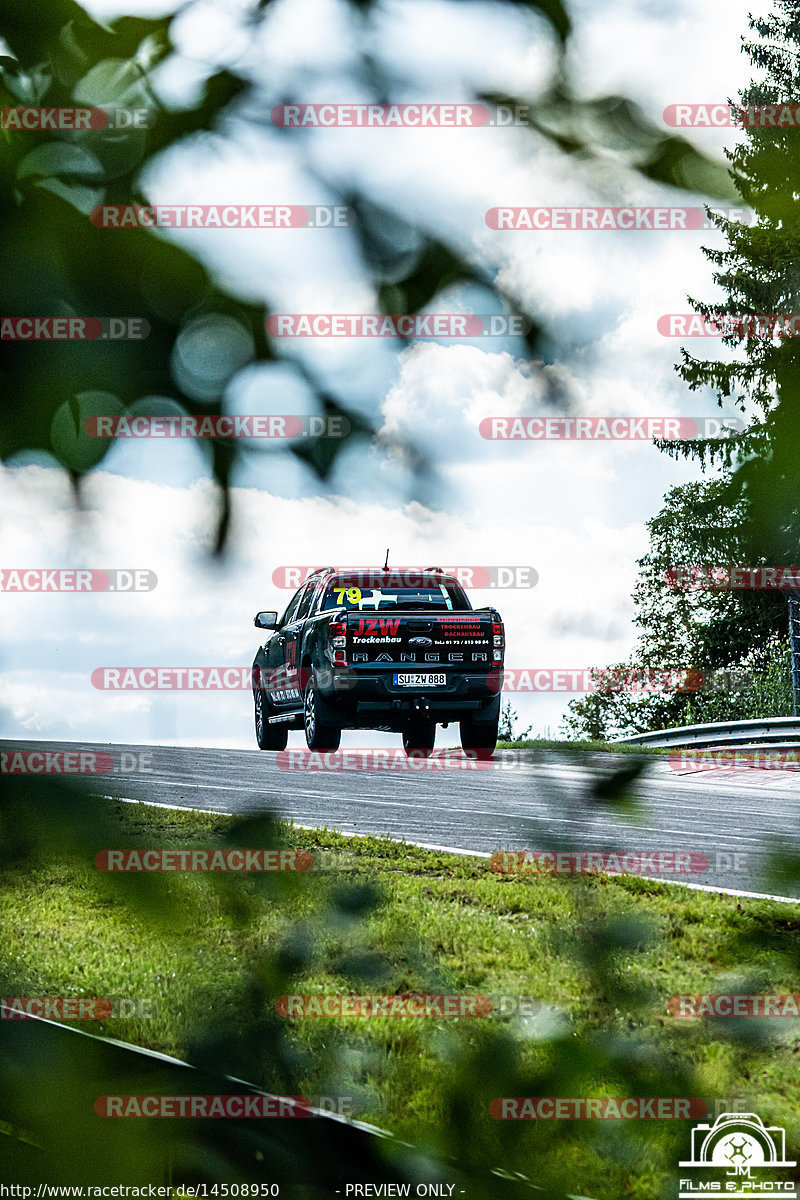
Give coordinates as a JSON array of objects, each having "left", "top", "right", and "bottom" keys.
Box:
[{"left": 251, "top": 567, "right": 504, "bottom": 756}]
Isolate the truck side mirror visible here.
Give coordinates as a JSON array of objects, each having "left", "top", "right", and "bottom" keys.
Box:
[{"left": 254, "top": 611, "right": 279, "bottom": 630}]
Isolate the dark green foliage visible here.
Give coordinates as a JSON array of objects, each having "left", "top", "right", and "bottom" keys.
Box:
[{"left": 1, "top": 0, "right": 789, "bottom": 1193}]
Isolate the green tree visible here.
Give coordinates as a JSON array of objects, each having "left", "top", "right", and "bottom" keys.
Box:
[
  {"left": 657, "top": 0, "right": 800, "bottom": 560},
  {"left": 497, "top": 699, "right": 533, "bottom": 742},
  {"left": 563, "top": 479, "right": 791, "bottom": 740},
  {"left": 631, "top": 478, "right": 786, "bottom": 673},
  {"left": 566, "top": 3, "right": 800, "bottom": 740}
]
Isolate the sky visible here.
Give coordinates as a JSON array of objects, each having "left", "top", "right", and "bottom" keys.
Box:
[{"left": 0, "top": 0, "right": 767, "bottom": 749}]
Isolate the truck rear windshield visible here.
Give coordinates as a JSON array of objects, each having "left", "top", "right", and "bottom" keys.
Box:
[{"left": 321, "top": 584, "right": 470, "bottom": 612}]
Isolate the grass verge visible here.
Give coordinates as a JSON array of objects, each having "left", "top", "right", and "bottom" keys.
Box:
[
  {"left": 2, "top": 800, "right": 799, "bottom": 1199},
  {"left": 497, "top": 738, "right": 669, "bottom": 754}
]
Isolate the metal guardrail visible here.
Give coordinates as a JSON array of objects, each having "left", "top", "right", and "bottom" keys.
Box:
[
  {"left": 615, "top": 716, "right": 800, "bottom": 750},
  {"left": 0, "top": 1002, "right": 408, "bottom": 1187},
  {"left": 0, "top": 1003, "right": 529, "bottom": 1194}
]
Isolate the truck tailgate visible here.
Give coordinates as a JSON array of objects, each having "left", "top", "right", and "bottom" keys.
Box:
[{"left": 345, "top": 610, "right": 495, "bottom": 668}]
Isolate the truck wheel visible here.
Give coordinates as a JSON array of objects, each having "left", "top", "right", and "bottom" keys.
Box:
[
  {"left": 459, "top": 714, "right": 498, "bottom": 760},
  {"left": 304, "top": 677, "right": 341, "bottom": 751},
  {"left": 402, "top": 722, "right": 436, "bottom": 757},
  {"left": 254, "top": 688, "right": 288, "bottom": 751}
]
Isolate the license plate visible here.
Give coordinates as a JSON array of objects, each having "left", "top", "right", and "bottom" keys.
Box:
[{"left": 393, "top": 673, "right": 446, "bottom": 687}]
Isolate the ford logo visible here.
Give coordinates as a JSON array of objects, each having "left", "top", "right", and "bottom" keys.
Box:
[{"left": 409, "top": 636, "right": 433, "bottom": 647}]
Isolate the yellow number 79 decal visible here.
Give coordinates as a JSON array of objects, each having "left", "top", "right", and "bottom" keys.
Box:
[{"left": 333, "top": 587, "right": 362, "bottom": 605}]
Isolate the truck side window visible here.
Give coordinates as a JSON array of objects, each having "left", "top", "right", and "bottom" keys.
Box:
[
  {"left": 280, "top": 587, "right": 304, "bottom": 627},
  {"left": 295, "top": 580, "right": 317, "bottom": 621}
]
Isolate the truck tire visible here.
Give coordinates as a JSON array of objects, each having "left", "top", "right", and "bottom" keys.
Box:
[
  {"left": 254, "top": 687, "right": 288, "bottom": 751},
  {"left": 459, "top": 714, "right": 498, "bottom": 760},
  {"left": 402, "top": 721, "right": 436, "bottom": 757},
  {"left": 304, "top": 676, "right": 341, "bottom": 751}
]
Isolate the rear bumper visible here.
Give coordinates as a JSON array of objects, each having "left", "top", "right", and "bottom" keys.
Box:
[{"left": 316, "top": 666, "right": 502, "bottom": 728}]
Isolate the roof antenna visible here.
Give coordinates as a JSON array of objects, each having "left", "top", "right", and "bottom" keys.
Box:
[{"left": 383, "top": 548, "right": 390, "bottom": 570}]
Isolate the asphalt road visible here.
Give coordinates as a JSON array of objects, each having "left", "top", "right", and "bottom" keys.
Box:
[{"left": 3, "top": 739, "right": 800, "bottom": 901}]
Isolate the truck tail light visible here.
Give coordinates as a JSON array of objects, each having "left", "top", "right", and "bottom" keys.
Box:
[
  {"left": 329, "top": 619, "right": 347, "bottom": 665},
  {"left": 492, "top": 621, "right": 504, "bottom": 663}
]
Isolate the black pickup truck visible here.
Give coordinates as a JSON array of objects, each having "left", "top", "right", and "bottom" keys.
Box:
[{"left": 252, "top": 567, "right": 504, "bottom": 756}]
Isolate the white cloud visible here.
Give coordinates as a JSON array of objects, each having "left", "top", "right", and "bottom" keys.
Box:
[
  {"left": 0, "top": 464, "right": 650, "bottom": 746},
  {"left": 5, "top": 0, "right": 758, "bottom": 747}
]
